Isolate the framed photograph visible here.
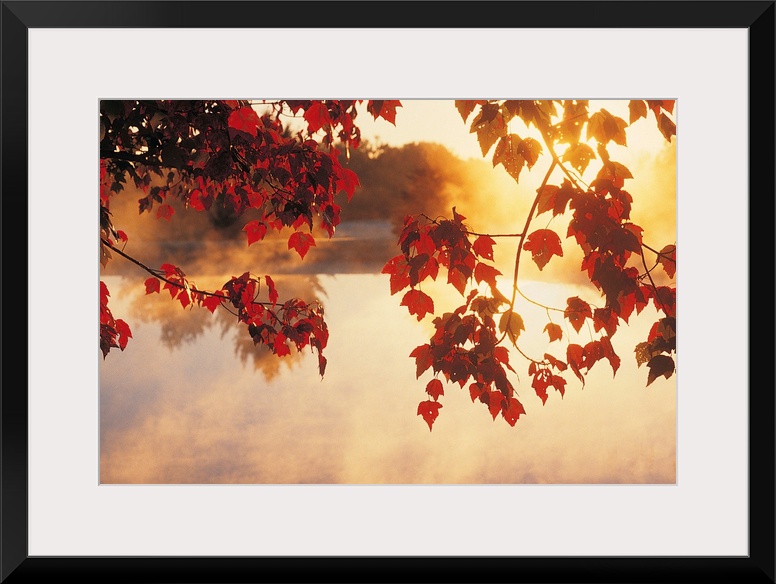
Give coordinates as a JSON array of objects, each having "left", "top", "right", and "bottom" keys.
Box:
[{"left": 4, "top": 1, "right": 773, "bottom": 582}]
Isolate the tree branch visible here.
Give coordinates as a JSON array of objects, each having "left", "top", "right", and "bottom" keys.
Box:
[
  {"left": 100, "top": 238, "right": 276, "bottom": 308},
  {"left": 497, "top": 158, "right": 558, "bottom": 347}
]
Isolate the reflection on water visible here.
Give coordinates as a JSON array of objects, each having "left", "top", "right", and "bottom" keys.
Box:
[
  {"left": 125, "top": 273, "right": 326, "bottom": 379},
  {"left": 99, "top": 268, "right": 676, "bottom": 485}
]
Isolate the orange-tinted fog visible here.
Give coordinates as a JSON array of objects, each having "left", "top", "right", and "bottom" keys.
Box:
[{"left": 99, "top": 100, "right": 676, "bottom": 484}]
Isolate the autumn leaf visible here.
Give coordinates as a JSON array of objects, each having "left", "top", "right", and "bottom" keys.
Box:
[
  {"left": 472, "top": 235, "right": 496, "bottom": 260},
  {"left": 593, "top": 307, "right": 619, "bottom": 337},
  {"left": 499, "top": 310, "right": 525, "bottom": 345},
  {"left": 425, "top": 378, "right": 444, "bottom": 401},
  {"left": 115, "top": 319, "right": 132, "bottom": 350},
  {"left": 517, "top": 137, "right": 542, "bottom": 168},
  {"left": 657, "top": 113, "right": 676, "bottom": 142},
  {"left": 447, "top": 267, "right": 469, "bottom": 296},
  {"left": 564, "top": 296, "right": 592, "bottom": 333},
  {"left": 455, "top": 99, "right": 485, "bottom": 123},
  {"left": 471, "top": 104, "right": 507, "bottom": 157},
  {"left": 544, "top": 322, "right": 563, "bottom": 342},
  {"left": 536, "top": 180, "right": 575, "bottom": 217},
  {"left": 274, "top": 333, "right": 291, "bottom": 357},
  {"left": 189, "top": 189, "right": 209, "bottom": 211},
  {"left": 468, "top": 382, "right": 485, "bottom": 403},
  {"left": 566, "top": 343, "right": 586, "bottom": 386},
  {"left": 409, "top": 344, "right": 433, "bottom": 378},
  {"left": 628, "top": 100, "right": 647, "bottom": 124},
  {"left": 382, "top": 255, "right": 412, "bottom": 296},
  {"left": 473, "top": 262, "right": 501, "bottom": 289},
  {"left": 492, "top": 134, "right": 525, "bottom": 181},
  {"left": 646, "top": 354, "right": 675, "bottom": 385},
  {"left": 485, "top": 390, "right": 506, "bottom": 420},
  {"left": 156, "top": 203, "right": 174, "bottom": 221},
  {"left": 562, "top": 142, "right": 596, "bottom": 174},
  {"left": 367, "top": 100, "right": 402, "bottom": 125},
  {"left": 336, "top": 166, "right": 359, "bottom": 201},
  {"left": 659, "top": 100, "right": 675, "bottom": 114},
  {"left": 243, "top": 220, "right": 268, "bottom": 246},
  {"left": 144, "top": 277, "right": 160, "bottom": 294},
  {"left": 658, "top": 245, "right": 677, "bottom": 278},
  {"left": 471, "top": 296, "right": 504, "bottom": 320},
  {"left": 228, "top": 106, "right": 260, "bottom": 137},
  {"left": 264, "top": 275, "right": 279, "bottom": 305},
  {"left": 417, "top": 400, "right": 443, "bottom": 431},
  {"left": 634, "top": 342, "right": 655, "bottom": 367},
  {"left": 587, "top": 109, "right": 628, "bottom": 145},
  {"left": 177, "top": 287, "right": 192, "bottom": 309},
  {"left": 527, "top": 231, "right": 563, "bottom": 271},
  {"left": 493, "top": 346, "right": 514, "bottom": 371},
  {"left": 596, "top": 161, "right": 633, "bottom": 189},
  {"left": 201, "top": 294, "right": 223, "bottom": 313},
  {"left": 302, "top": 102, "right": 331, "bottom": 134},
  {"left": 502, "top": 397, "right": 526, "bottom": 426},
  {"left": 600, "top": 335, "right": 621, "bottom": 376},
  {"left": 531, "top": 367, "right": 550, "bottom": 405},
  {"left": 288, "top": 232, "right": 316, "bottom": 259},
  {"left": 401, "top": 289, "right": 435, "bottom": 321},
  {"left": 523, "top": 229, "right": 563, "bottom": 270}
]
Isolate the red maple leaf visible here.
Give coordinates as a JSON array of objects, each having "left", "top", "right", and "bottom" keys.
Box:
[
  {"left": 274, "top": 333, "right": 291, "bottom": 357},
  {"left": 485, "top": 390, "right": 506, "bottom": 420},
  {"left": 543, "top": 322, "right": 563, "bottom": 342},
  {"left": 658, "top": 245, "right": 676, "bottom": 278},
  {"left": 243, "top": 220, "right": 268, "bottom": 246},
  {"left": 417, "top": 400, "right": 442, "bottom": 431},
  {"left": 473, "top": 262, "right": 501, "bottom": 289},
  {"left": 409, "top": 344, "right": 434, "bottom": 379},
  {"left": 600, "top": 335, "right": 621, "bottom": 376},
  {"left": 593, "top": 307, "right": 619, "bottom": 337},
  {"left": 303, "top": 102, "right": 331, "bottom": 134},
  {"left": 536, "top": 180, "right": 575, "bottom": 217},
  {"left": 367, "top": 100, "right": 402, "bottom": 125},
  {"left": 156, "top": 203, "right": 174, "bottom": 222},
  {"left": 523, "top": 229, "right": 563, "bottom": 270},
  {"left": 566, "top": 343, "right": 586, "bottom": 386},
  {"left": 264, "top": 275, "right": 278, "bottom": 305},
  {"left": 564, "top": 296, "right": 592, "bottom": 333},
  {"left": 446, "top": 267, "right": 469, "bottom": 296},
  {"left": 198, "top": 293, "right": 220, "bottom": 313},
  {"left": 425, "top": 379, "right": 444, "bottom": 401},
  {"left": 646, "top": 354, "right": 675, "bottom": 385},
  {"left": 503, "top": 397, "right": 526, "bottom": 426},
  {"left": 144, "top": 277, "right": 160, "bottom": 295},
  {"left": 228, "top": 106, "right": 260, "bottom": 137},
  {"left": 382, "top": 255, "right": 412, "bottom": 295},
  {"left": 493, "top": 346, "right": 514, "bottom": 371},
  {"left": 335, "top": 166, "right": 359, "bottom": 201},
  {"left": 472, "top": 235, "right": 496, "bottom": 260},
  {"left": 189, "top": 189, "right": 208, "bottom": 211},
  {"left": 115, "top": 319, "right": 132, "bottom": 350},
  {"left": 288, "top": 232, "right": 316, "bottom": 259},
  {"left": 401, "top": 289, "right": 435, "bottom": 321},
  {"left": 468, "top": 382, "right": 485, "bottom": 403}
]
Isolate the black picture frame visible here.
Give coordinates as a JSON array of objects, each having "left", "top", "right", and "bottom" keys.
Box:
[{"left": 2, "top": 1, "right": 774, "bottom": 582}]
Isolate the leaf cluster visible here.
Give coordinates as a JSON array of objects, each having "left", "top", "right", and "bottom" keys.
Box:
[
  {"left": 99, "top": 99, "right": 400, "bottom": 369},
  {"left": 383, "top": 99, "right": 677, "bottom": 430}
]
